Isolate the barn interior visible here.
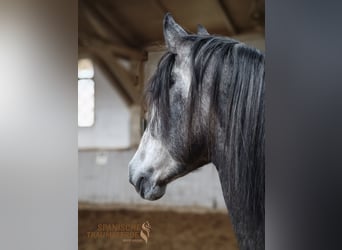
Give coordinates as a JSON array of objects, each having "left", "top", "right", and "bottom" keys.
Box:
[{"left": 78, "top": 0, "right": 264, "bottom": 249}]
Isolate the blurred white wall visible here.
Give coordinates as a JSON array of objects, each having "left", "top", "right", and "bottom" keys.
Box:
[
  {"left": 78, "top": 150, "right": 226, "bottom": 209},
  {"left": 78, "top": 64, "right": 131, "bottom": 149}
]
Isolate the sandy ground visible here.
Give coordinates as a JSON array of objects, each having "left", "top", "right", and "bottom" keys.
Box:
[{"left": 79, "top": 204, "right": 238, "bottom": 250}]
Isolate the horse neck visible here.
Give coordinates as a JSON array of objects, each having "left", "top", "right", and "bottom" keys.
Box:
[
  {"left": 212, "top": 149, "right": 265, "bottom": 250},
  {"left": 207, "top": 53, "right": 265, "bottom": 249}
]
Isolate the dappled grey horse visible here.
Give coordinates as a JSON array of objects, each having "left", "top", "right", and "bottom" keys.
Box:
[{"left": 129, "top": 13, "right": 264, "bottom": 250}]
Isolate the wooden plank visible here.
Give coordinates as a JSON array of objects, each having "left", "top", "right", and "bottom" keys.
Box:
[
  {"left": 85, "top": 0, "right": 139, "bottom": 48},
  {"left": 94, "top": 49, "right": 142, "bottom": 104},
  {"left": 79, "top": 33, "right": 147, "bottom": 60},
  {"left": 217, "top": 0, "right": 237, "bottom": 35},
  {"left": 108, "top": 57, "right": 141, "bottom": 103},
  {"left": 81, "top": 1, "right": 118, "bottom": 42},
  {"left": 79, "top": 35, "right": 143, "bottom": 105},
  {"left": 94, "top": 55, "right": 134, "bottom": 106}
]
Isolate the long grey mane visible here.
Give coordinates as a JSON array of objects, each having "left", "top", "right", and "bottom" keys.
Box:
[{"left": 146, "top": 35, "right": 265, "bottom": 248}]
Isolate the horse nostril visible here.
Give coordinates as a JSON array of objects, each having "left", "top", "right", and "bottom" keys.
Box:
[{"left": 136, "top": 176, "right": 145, "bottom": 194}]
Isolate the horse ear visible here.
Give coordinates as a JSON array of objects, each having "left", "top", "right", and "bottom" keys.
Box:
[
  {"left": 163, "top": 13, "right": 187, "bottom": 53},
  {"left": 197, "top": 24, "right": 209, "bottom": 35}
]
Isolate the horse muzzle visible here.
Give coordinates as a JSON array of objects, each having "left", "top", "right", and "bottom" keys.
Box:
[{"left": 129, "top": 171, "right": 166, "bottom": 201}]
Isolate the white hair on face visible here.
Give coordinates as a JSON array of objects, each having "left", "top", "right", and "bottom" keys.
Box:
[
  {"left": 172, "top": 52, "right": 192, "bottom": 97},
  {"left": 129, "top": 124, "right": 178, "bottom": 186}
]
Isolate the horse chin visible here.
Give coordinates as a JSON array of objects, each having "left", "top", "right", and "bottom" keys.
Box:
[{"left": 141, "top": 184, "right": 166, "bottom": 201}]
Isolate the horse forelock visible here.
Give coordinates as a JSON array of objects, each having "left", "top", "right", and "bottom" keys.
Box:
[{"left": 144, "top": 52, "right": 176, "bottom": 137}]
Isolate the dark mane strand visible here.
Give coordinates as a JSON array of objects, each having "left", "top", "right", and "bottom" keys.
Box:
[{"left": 144, "top": 52, "right": 176, "bottom": 137}]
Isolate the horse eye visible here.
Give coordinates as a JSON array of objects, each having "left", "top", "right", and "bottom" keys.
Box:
[{"left": 170, "top": 73, "right": 176, "bottom": 87}]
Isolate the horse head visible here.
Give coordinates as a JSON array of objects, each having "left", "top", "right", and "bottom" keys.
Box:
[{"left": 128, "top": 14, "right": 210, "bottom": 200}]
